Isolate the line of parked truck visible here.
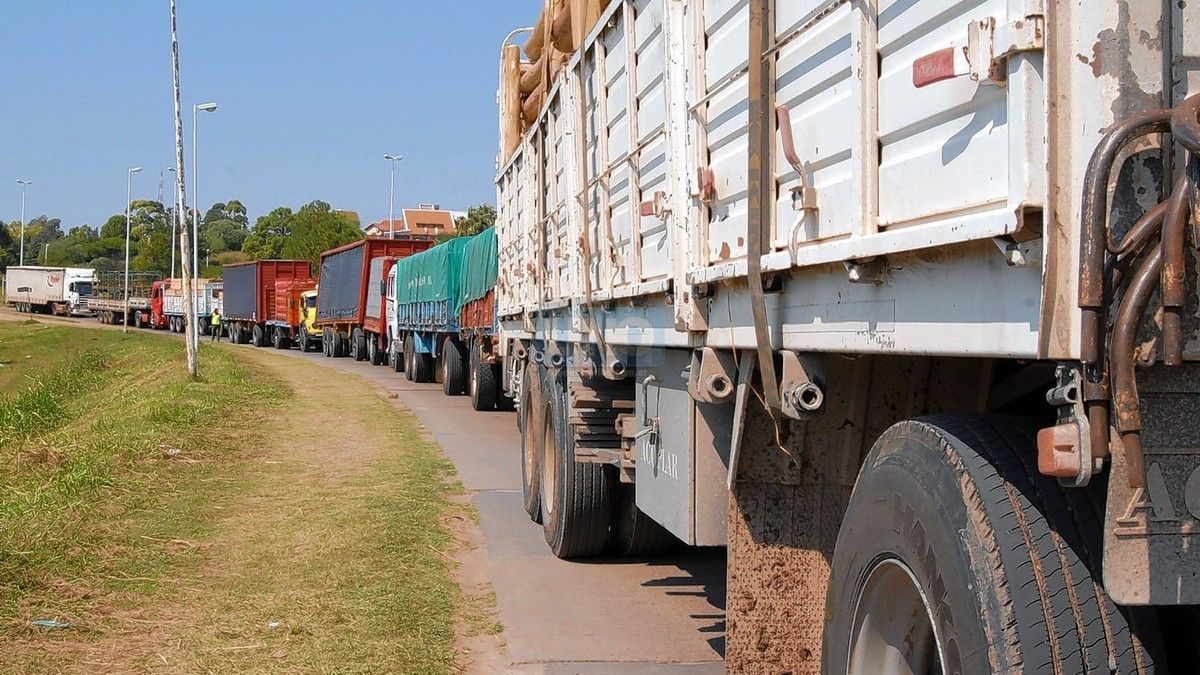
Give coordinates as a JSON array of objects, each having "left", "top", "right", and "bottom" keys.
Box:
[{"left": 4, "top": 228, "right": 507, "bottom": 410}]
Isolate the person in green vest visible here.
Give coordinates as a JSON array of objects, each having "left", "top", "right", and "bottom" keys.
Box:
[{"left": 210, "top": 308, "right": 222, "bottom": 342}]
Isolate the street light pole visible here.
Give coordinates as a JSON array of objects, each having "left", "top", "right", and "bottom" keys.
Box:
[
  {"left": 384, "top": 154, "right": 403, "bottom": 238},
  {"left": 192, "top": 101, "right": 218, "bottom": 349},
  {"left": 16, "top": 179, "right": 30, "bottom": 265},
  {"left": 123, "top": 166, "right": 143, "bottom": 334}
]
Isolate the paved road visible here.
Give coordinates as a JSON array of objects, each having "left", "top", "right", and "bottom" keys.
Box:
[
  {"left": 9, "top": 311, "right": 727, "bottom": 673},
  {"left": 279, "top": 345, "right": 727, "bottom": 674}
]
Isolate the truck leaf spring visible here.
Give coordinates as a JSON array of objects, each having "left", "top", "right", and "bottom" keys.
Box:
[{"left": 1076, "top": 94, "right": 1200, "bottom": 488}]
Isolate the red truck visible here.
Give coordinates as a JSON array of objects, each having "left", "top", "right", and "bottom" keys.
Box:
[
  {"left": 315, "top": 237, "right": 432, "bottom": 363},
  {"left": 221, "top": 260, "right": 314, "bottom": 347}
]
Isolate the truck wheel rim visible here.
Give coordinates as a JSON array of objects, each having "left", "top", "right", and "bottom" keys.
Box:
[{"left": 848, "top": 557, "right": 944, "bottom": 675}]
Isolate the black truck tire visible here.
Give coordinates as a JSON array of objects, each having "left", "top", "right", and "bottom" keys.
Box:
[
  {"left": 298, "top": 327, "right": 311, "bottom": 353},
  {"left": 391, "top": 340, "right": 403, "bottom": 373},
  {"left": 412, "top": 348, "right": 433, "bottom": 383},
  {"left": 539, "top": 367, "right": 614, "bottom": 559},
  {"left": 442, "top": 340, "right": 468, "bottom": 396},
  {"left": 611, "top": 484, "right": 678, "bottom": 558},
  {"left": 331, "top": 330, "right": 345, "bottom": 358},
  {"left": 823, "top": 414, "right": 1164, "bottom": 675},
  {"left": 251, "top": 324, "right": 266, "bottom": 348},
  {"left": 519, "top": 364, "right": 542, "bottom": 523},
  {"left": 403, "top": 336, "right": 416, "bottom": 381},
  {"left": 367, "top": 334, "right": 381, "bottom": 365},
  {"left": 352, "top": 328, "right": 367, "bottom": 362},
  {"left": 469, "top": 344, "right": 498, "bottom": 411}
]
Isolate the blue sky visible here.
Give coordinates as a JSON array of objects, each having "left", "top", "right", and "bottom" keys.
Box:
[{"left": 0, "top": 1, "right": 541, "bottom": 230}]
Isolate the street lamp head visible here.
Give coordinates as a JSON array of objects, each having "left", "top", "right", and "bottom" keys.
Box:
[
  {"left": 16, "top": 179, "right": 31, "bottom": 186},
  {"left": 384, "top": 154, "right": 403, "bottom": 162},
  {"left": 130, "top": 166, "right": 143, "bottom": 174},
  {"left": 196, "top": 102, "right": 218, "bottom": 113}
]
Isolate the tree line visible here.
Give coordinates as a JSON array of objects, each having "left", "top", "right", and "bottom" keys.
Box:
[
  {"left": 0, "top": 199, "right": 365, "bottom": 277},
  {"left": 0, "top": 200, "right": 497, "bottom": 277}
]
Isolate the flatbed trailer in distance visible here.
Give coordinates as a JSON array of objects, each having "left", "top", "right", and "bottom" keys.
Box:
[{"left": 86, "top": 271, "right": 160, "bottom": 327}]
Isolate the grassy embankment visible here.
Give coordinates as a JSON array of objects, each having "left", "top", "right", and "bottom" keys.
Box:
[{"left": 0, "top": 320, "right": 493, "bottom": 672}]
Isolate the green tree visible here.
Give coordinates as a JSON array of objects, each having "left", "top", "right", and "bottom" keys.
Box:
[
  {"left": 99, "top": 215, "right": 127, "bottom": 239},
  {"left": 68, "top": 225, "right": 98, "bottom": 241},
  {"left": 199, "top": 199, "right": 251, "bottom": 253},
  {"left": 0, "top": 222, "right": 16, "bottom": 269},
  {"left": 282, "top": 200, "right": 363, "bottom": 271},
  {"left": 243, "top": 206, "right": 295, "bottom": 260},
  {"left": 440, "top": 203, "right": 496, "bottom": 242}
]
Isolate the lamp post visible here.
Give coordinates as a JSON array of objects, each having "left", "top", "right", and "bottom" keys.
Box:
[
  {"left": 123, "top": 166, "right": 143, "bottom": 334},
  {"left": 16, "top": 179, "right": 30, "bottom": 265},
  {"left": 164, "top": 166, "right": 177, "bottom": 278},
  {"left": 192, "top": 101, "right": 218, "bottom": 349},
  {"left": 384, "top": 154, "right": 403, "bottom": 238}
]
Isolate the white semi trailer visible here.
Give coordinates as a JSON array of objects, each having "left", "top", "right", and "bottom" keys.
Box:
[
  {"left": 497, "top": 0, "right": 1200, "bottom": 671},
  {"left": 4, "top": 266, "right": 95, "bottom": 316}
]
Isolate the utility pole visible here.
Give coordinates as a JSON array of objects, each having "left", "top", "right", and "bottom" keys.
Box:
[
  {"left": 16, "top": 179, "right": 30, "bottom": 265},
  {"left": 384, "top": 154, "right": 403, "bottom": 238},
  {"left": 123, "top": 166, "right": 143, "bottom": 334},
  {"left": 171, "top": 0, "right": 197, "bottom": 378},
  {"left": 191, "top": 102, "right": 217, "bottom": 350}
]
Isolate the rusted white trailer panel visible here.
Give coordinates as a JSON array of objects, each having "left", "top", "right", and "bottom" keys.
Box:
[{"left": 496, "top": 0, "right": 1174, "bottom": 361}]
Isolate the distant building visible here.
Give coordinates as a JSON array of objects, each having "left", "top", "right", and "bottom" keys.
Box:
[
  {"left": 363, "top": 219, "right": 403, "bottom": 237},
  {"left": 401, "top": 207, "right": 455, "bottom": 237},
  {"left": 363, "top": 204, "right": 456, "bottom": 238}
]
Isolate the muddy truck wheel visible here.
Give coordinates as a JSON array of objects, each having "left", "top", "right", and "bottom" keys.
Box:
[
  {"left": 823, "top": 414, "right": 1165, "bottom": 675},
  {"left": 442, "top": 339, "right": 467, "bottom": 396},
  {"left": 539, "top": 366, "right": 614, "bottom": 558},
  {"left": 520, "top": 363, "right": 543, "bottom": 523}
]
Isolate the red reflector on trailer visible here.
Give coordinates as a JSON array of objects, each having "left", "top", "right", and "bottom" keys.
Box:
[
  {"left": 639, "top": 200, "right": 656, "bottom": 217},
  {"left": 913, "top": 47, "right": 958, "bottom": 88}
]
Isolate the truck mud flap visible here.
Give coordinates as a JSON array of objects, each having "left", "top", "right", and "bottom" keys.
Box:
[{"left": 1104, "top": 371, "right": 1200, "bottom": 605}]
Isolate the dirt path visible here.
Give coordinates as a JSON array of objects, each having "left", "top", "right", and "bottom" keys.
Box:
[{"left": 4, "top": 327, "right": 503, "bottom": 673}]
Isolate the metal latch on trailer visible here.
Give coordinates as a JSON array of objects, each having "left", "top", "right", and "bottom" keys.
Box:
[{"left": 913, "top": 13, "right": 1045, "bottom": 88}]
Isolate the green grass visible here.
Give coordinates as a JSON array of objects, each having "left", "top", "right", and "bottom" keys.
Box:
[
  {"left": 0, "top": 321, "right": 491, "bottom": 673},
  {"left": 0, "top": 320, "right": 126, "bottom": 391},
  {"left": 0, "top": 324, "right": 279, "bottom": 624}
]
